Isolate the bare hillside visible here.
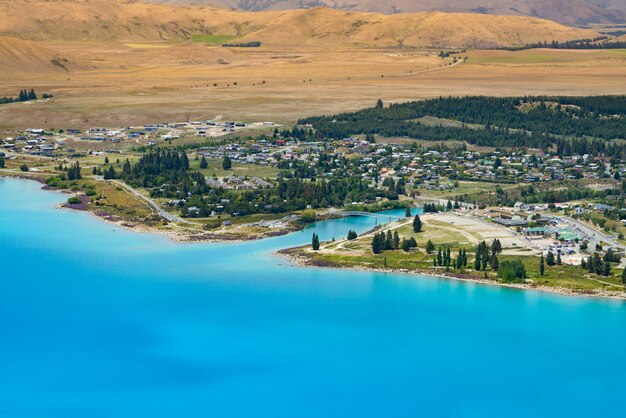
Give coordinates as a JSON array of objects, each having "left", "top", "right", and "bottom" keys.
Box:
[
  {"left": 0, "top": 1, "right": 600, "bottom": 49},
  {"left": 0, "top": 36, "right": 83, "bottom": 72},
  {"left": 150, "top": 0, "right": 626, "bottom": 26}
]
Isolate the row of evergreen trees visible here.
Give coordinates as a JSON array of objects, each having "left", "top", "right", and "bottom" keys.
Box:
[
  {"left": 474, "top": 239, "right": 502, "bottom": 271},
  {"left": 434, "top": 246, "right": 468, "bottom": 271},
  {"left": 372, "top": 230, "right": 401, "bottom": 254},
  {"left": 0, "top": 89, "right": 37, "bottom": 105}
]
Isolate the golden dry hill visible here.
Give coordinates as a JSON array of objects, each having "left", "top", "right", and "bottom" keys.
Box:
[
  {"left": 0, "top": 0, "right": 600, "bottom": 49},
  {"left": 151, "top": 0, "right": 626, "bottom": 26},
  {"left": 0, "top": 36, "right": 84, "bottom": 72}
]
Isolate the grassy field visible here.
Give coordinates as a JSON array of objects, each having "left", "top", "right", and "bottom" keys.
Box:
[
  {"left": 294, "top": 213, "right": 626, "bottom": 294},
  {"left": 191, "top": 34, "right": 238, "bottom": 44},
  {"left": 89, "top": 180, "right": 155, "bottom": 220},
  {"left": 416, "top": 180, "right": 517, "bottom": 199},
  {"left": 1, "top": 42, "right": 625, "bottom": 129},
  {"left": 189, "top": 158, "right": 281, "bottom": 178},
  {"left": 300, "top": 248, "right": 624, "bottom": 293}
]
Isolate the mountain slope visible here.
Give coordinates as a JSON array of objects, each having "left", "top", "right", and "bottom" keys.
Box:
[
  {"left": 0, "top": 1, "right": 600, "bottom": 49},
  {"left": 150, "top": 0, "right": 626, "bottom": 25},
  {"left": 0, "top": 36, "right": 82, "bottom": 72},
  {"left": 235, "top": 8, "right": 602, "bottom": 49}
]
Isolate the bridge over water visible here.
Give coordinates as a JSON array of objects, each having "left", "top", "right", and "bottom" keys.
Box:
[{"left": 338, "top": 211, "right": 406, "bottom": 223}]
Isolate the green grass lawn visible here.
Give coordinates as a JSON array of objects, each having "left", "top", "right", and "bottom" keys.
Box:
[
  {"left": 418, "top": 180, "right": 517, "bottom": 199},
  {"left": 190, "top": 158, "right": 280, "bottom": 178}
]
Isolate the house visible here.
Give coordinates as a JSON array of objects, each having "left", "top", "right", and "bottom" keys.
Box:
[{"left": 492, "top": 217, "right": 528, "bottom": 227}]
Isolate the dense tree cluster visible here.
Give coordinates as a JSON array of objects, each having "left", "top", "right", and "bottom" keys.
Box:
[
  {"left": 423, "top": 203, "right": 443, "bottom": 213},
  {"left": 117, "top": 149, "right": 389, "bottom": 218},
  {"left": 66, "top": 162, "right": 82, "bottom": 181},
  {"left": 371, "top": 230, "right": 400, "bottom": 254},
  {"left": 300, "top": 96, "right": 626, "bottom": 158},
  {"left": 474, "top": 240, "right": 502, "bottom": 272},
  {"left": 581, "top": 252, "right": 612, "bottom": 277}
]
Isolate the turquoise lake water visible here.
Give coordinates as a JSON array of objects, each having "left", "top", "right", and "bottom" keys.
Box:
[{"left": 1, "top": 177, "right": 626, "bottom": 417}]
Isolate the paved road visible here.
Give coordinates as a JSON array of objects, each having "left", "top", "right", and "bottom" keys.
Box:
[
  {"left": 561, "top": 216, "right": 625, "bottom": 251},
  {"left": 106, "top": 179, "right": 192, "bottom": 224}
]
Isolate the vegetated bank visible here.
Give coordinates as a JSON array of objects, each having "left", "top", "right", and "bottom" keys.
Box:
[{"left": 279, "top": 213, "right": 626, "bottom": 300}]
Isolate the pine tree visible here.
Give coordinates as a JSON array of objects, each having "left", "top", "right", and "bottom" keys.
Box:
[
  {"left": 103, "top": 165, "right": 116, "bottom": 180},
  {"left": 556, "top": 252, "right": 562, "bottom": 266},
  {"left": 474, "top": 248, "right": 481, "bottom": 271},
  {"left": 540, "top": 254, "right": 545, "bottom": 276},
  {"left": 412, "top": 214, "right": 422, "bottom": 233},
  {"left": 393, "top": 231, "right": 400, "bottom": 250},
  {"left": 312, "top": 233, "right": 320, "bottom": 251},
  {"left": 491, "top": 239, "right": 502, "bottom": 254},
  {"left": 621, "top": 268, "right": 626, "bottom": 286},
  {"left": 123, "top": 159, "right": 131, "bottom": 176},
  {"left": 546, "top": 251, "right": 556, "bottom": 266},
  {"left": 222, "top": 155, "right": 232, "bottom": 170},
  {"left": 405, "top": 206, "right": 412, "bottom": 218},
  {"left": 372, "top": 232, "right": 384, "bottom": 254},
  {"left": 425, "top": 240, "right": 435, "bottom": 254},
  {"left": 200, "top": 156, "right": 208, "bottom": 169},
  {"left": 491, "top": 255, "right": 499, "bottom": 271}
]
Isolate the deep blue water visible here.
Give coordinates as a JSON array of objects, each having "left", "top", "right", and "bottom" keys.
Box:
[{"left": 1, "top": 177, "right": 626, "bottom": 418}]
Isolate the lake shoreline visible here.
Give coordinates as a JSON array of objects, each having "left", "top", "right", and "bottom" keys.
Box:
[
  {"left": 0, "top": 172, "right": 322, "bottom": 243},
  {"left": 278, "top": 248, "right": 626, "bottom": 301}
]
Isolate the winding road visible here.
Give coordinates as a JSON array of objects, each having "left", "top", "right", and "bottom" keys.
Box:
[{"left": 103, "top": 178, "right": 192, "bottom": 224}]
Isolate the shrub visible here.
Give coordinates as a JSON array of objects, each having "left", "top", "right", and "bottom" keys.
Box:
[
  {"left": 300, "top": 210, "right": 316, "bottom": 223},
  {"left": 498, "top": 259, "right": 527, "bottom": 282},
  {"left": 67, "top": 196, "right": 82, "bottom": 205}
]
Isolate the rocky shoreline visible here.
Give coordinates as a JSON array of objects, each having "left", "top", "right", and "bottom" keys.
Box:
[{"left": 278, "top": 249, "right": 626, "bottom": 301}]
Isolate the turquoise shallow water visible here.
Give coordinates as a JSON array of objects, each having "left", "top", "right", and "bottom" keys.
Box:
[{"left": 1, "top": 177, "right": 626, "bottom": 417}]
